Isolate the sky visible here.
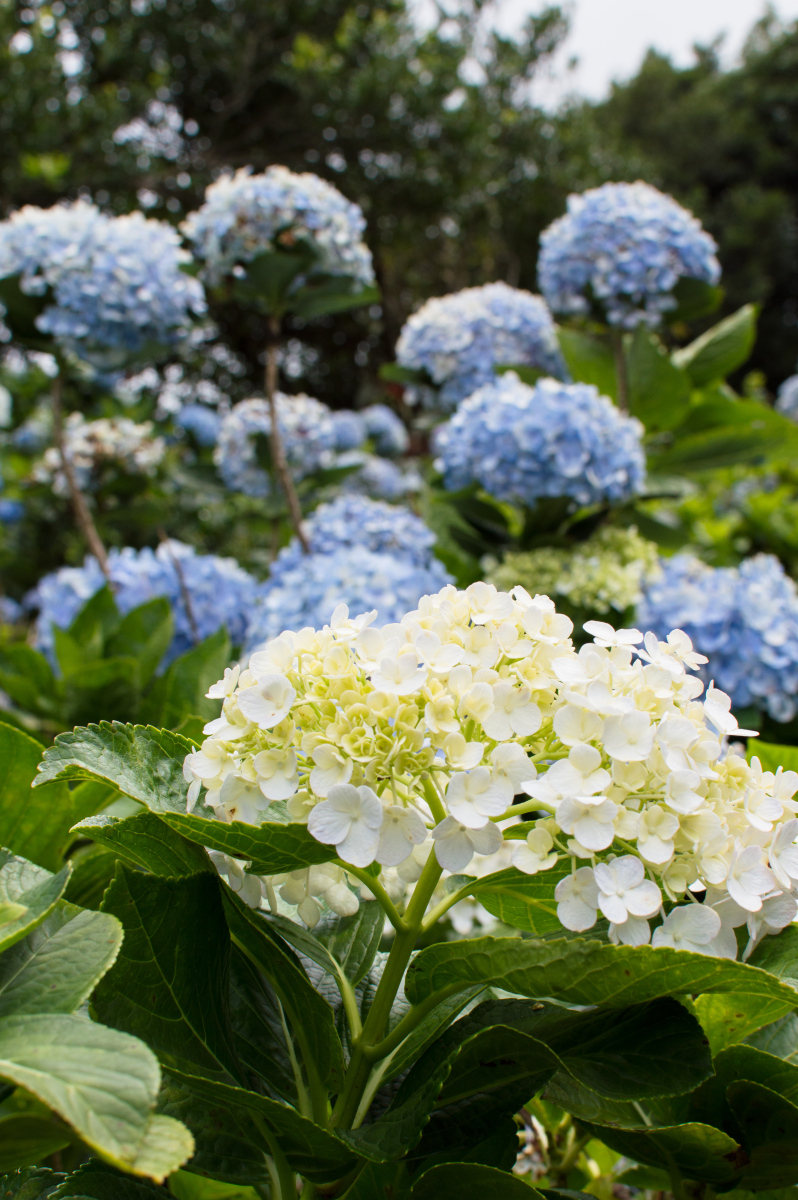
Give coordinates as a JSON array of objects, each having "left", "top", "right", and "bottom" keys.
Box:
[{"left": 483, "top": 0, "right": 798, "bottom": 106}]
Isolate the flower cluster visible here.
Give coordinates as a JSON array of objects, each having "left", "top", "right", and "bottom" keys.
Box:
[
  {"left": 330, "top": 409, "right": 367, "bottom": 452},
  {"left": 246, "top": 495, "right": 450, "bottom": 651},
  {"left": 638, "top": 552, "right": 798, "bottom": 722},
  {"left": 776, "top": 375, "right": 798, "bottom": 422},
  {"left": 187, "top": 581, "right": 798, "bottom": 958},
  {"left": 434, "top": 373, "right": 646, "bottom": 507},
  {"left": 32, "top": 413, "right": 165, "bottom": 495},
  {"left": 396, "top": 282, "right": 566, "bottom": 410},
  {"left": 0, "top": 201, "right": 205, "bottom": 368},
  {"left": 538, "top": 182, "right": 721, "bottom": 329},
  {"left": 182, "top": 166, "right": 374, "bottom": 288},
  {"left": 361, "top": 404, "right": 409, "bottom": 456},
  {"left": 214, "top": 395, "right": 336, "bottom": 498},
  {"left": 31, "top": 540, "right": 259, "bottom": 666},
  {"left": 175, "top": 403, "right": 222, "bottom": 447},
  {"left": 340, "top": 453, "right": 422, "bottom": 502},
  {"left": 489, "top": 526, "right": 659, "bottom": 618}
]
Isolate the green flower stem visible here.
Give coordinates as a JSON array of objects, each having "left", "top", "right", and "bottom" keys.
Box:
[
  {"left": 364, "top": 981, "right": 462, "bottom": 1064},
  {"left": 611, "top": 328, "right": 629, "bottom": 413},
  {"left": 264, "top": 313, "right": 310, "bottom": 553},
  {"left": 422, "top": 878, "right": 482, "bottom": 931},
  {"left": 422, "top": 774, "right": 447, "bottom": 823},
  {"left": 331, "top": 848, "right": 443, "bottom": 1131},
  {"left": 338, "top": 861, "right": 406, "bottom": 932}
]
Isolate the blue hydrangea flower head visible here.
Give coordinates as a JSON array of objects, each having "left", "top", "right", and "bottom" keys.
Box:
[
  {"left": 30, "top": 540, "right": 259, "bottom": 667},
  {"left": 0, "top": 498, "right": 25, "bottom": 523},
  {"left": 538, "top": 181, "right": 720, "bottom": 329},
  {"left": 396, "top": 281, "right": 566, "bottom": 410},
  {"left": 182, "top": 165, "right": 374, "bottom": 288},
  {"left": 271, "top": 494, "right": 441, "bottom": 583},
  {"left": 214, "top": 393, "right": 336, "bottom": 498},
  {"left": 776, "top": 375, "right": 798, "bottom": 421},
  {"left": 246, "top": 543, "right": 452, "bottom": 649},
  {"left": 329, "top": 409, "right": 367, "bottom": 452},
  {"left": 637, "top": 552, "right": 798, "bottom": 721},
  {"left": 339, "top": 452, "right": 422, "bottom": 502},
  {"left": 176, "top": 403, "right": 222, "bottom": 446},
  {"left": 434, "top": 372, "right": 646, "bottom": 507},
  {"left": 0, "top": 597, "right": 22, "bottom": 624},
  {"left": 0, "top": 201, "right": 206, "bottom": 369},
  {"left": 362, "top": 404, "right": 409, "bottom": 456}
]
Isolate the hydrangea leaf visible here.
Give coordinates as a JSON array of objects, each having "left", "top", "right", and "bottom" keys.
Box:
[
  {"left": 49, "top": 1159, "right": 168, "bottom": 1198},
  {"left": 95, "top": 867, "right": 243, "bottom": 1084},
  {"left": 168, "top": 1169, "right": 260, "bottom": 1200},
  {"left": 159, "top": 811, "right": 336, "bottom": 875},
  {"left": 556, "top": 327, "right": 617, "bottom": 400},
  {"left": 627, "top": 327, "right": 691, "bottom": 431},
  {"left": 310, "top": 901, "right": 385, "bottom": 985},
  {"left": 222, "top": 888, "right": 345, "bottom": 1094},
  {"left": 105, "top": 598, "right": 175, "bottom": 687},
  {"left": 0, "top": 902, "right": 122, "bottom": 1017},
  {"left": 290, "top": 278, "right": 379, "bottom": 320},
  {"left": 746, "top": 924, "right": 798, "bottom": 990},
  {"left": 228, "top": 945, "right": 299, "bottom": 1104},
  {"left": 689, "top": 1045, "right": 798, "bottom": 1135},
  {"left": 0, "top": 1167, "right": 64, "bottom": 1200},
  {"left": 0, "top": 1014, "right": 193, "bottom": 1180},
  {"left": 404, "top": 935, "right": 798, "bottom": 1010},
  {"left": 751, "top": 742, "right": 798, "bottom": 774},
  {"left": 71, "top": 811, "right": 213, "bottom": 878},
  {"left": 0, "top": 724, "right": 108, "bottom": 872},
  {"left": 651, "top": 399, "right": 798, "bottom": 473},
  {"left": 672, "top": 303, "right": 757, "bottom": 385},
  {"left": 694, "top": 993, "right": 797, "bottom": 1057},
  {"left": 0, "top": 645, "right": 60, "bottom": 722},
  {"left": 745, "top": 1011, "right": 798, "bottom": 1062},
  {"left": 138, "top": 628, "right": 230, "bottom": 730},
  {"left": 163, "top": 1067, "right": 357, "bottom": 1183},
  {"left": 577, "top": 1119, "right": 741, "bottom": 1186},
  {"left": 34, "top": 723, "right": 195, "bottom": 814},
  {"left": 409, "top": 1162, "right": 544, "bottom": 1198},
  {"left": 726, "top": 1082, "right": 798, "bottom": 1190},
  {"left": 468, "top": 866, "right": 569, "bottom": 934},
  {"left": 669, "top": 275, "right": 724, "bottom": 323},
  {"left": 0, "top": 1117, "right": 71, "bottom": 1175},
  {"left": 0, "top": 852, "right": 71, "bottom": 955},
  {"left": 341, "top": 1061, "right": 452, "bottom": 1161}
]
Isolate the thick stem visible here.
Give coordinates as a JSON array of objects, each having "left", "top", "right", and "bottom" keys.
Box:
[
  {"left": 331, "top": 849, "right": 444, "bottom": 1131},
  {"left": 265, "top": 315, "right": 310, "bottom": 553},
  {"left": 52, "top": 371, "right": 112, "bottom": 581},
  {"left": 611, "top": 329, "right": 629, "bottom": 413},
  {"left": 251, "top": 1112, "right": 296, "bottom": 1199},
  {"left": 158, "top": 527, "right": 199, "bottom": 644}
]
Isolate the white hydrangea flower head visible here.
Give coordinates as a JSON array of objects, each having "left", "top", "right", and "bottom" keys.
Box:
[
  {"left": 190, "top": 581, "right": 798, "bottom": 952},
  {"left": 32, "top": 412, "right": 166, "bottom": 496}
]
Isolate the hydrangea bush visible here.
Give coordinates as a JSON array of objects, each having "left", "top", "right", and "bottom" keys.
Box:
[
  {"left": 182, "top": 165, "right": 374, "bottom": 289},
  {"left": 31, "top": 539, "right": 259, "bottom": 665},
  {"left": 434, "top": 373, "right": 646, "bottom": 506},
  {"left": 396, "top": 281, "right": 566, "bottom": 409},
  {"left": 638, "top": 552, "right": 798, "bottom": 722},
  {"left": 214, "top": 394, "right": 336, "bottom": 498},
  {"left": 0, "top": 200, "right": 205, "bottom": 369},
  {"left": 538, "top": 181, "right": 720, "bottom": 329},
  {"left": 32, "top": 412, "right": 165, "bottom": 495}
]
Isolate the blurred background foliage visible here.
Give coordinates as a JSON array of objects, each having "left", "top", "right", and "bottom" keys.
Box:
[{"left": 2, "top": 0, "right": 796, "bottom": 404}]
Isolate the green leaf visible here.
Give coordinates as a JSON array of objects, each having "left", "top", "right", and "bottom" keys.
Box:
[
  {"left": 410, "top": 1163, "right": 542, "bottom": 1199},
  {"left": 165, "top": 1067, "right": 356, "bottom": 1182},
  {"left": 669, "top": 276, "right": 724, "bottom": 323},
  {"left": 63, "top": 846, "right": 119, "bottom": 911},
  {"left": 314, "top": 901, "right": 385, "bottom": 986},
  {"left": 342, "top": 1061, "right": 452, "bottom": 1162},
  {"left": 746, "top": 1012, "right": 798, "bottom": 1062},
  {"left": 556, "top": 328, "right": 616, "bottom": 399},
  {"left": 0, "top": 1167, "right": 64, "bottom": 1200},
  {"left": 747, "top": 924, "right": 798, "bottom": 990},
  {"left": 695, "top": 992, "right": 797, "bottom": 1056},
  {"left": 0, "top": 724, "right": 110, "bottom": 872},
  {"left": 72, "top": 812, "right": 212, "bottom": 878},
  {"left": 379, "top": 362, "right": 428, "bottom": 386},
  {"left": 650, "top": 399, "right": 798, "bottom": 474},
  {"left": 228, "top": 944, "right": 298, "bottom": 1102},
  {"left": 750, "top": 742, "right": 798, "bottom": 774},
  {"left": 52, "top": 1160, "right": 168, "bottom": 1199},
  {"left": 168, "top": 1170, "right": 259, "bottom": 1200},
  {"left": 0, "top": 852, "right": 71, "bottom": 954},
  {"left": 404, "top": 934, "right": 798, "bottom": 1010},
  {"left": 159, "top": 811, "right": 338, "bottom": 875},
  {"left": 0, "top": 1116, "right": 70, "bottom": 1174},
  {"left": 64, "top": 587, "right": 121, "bottom": 662},
  {"left": 106, "top": 599, "right": 174, "bottom": 686},
  {"left": 0, "top": 645, "right": 59, "bottom": 720},
  {"left": 727, "top": 1082, "right": 798, "bottom": 1189},
  {"left": 578, "top": 1119, "right": 741, "bottom": 1186},
  {"left": 95, "top": 867, "right": 242, "bottom": 1083},
  {"left": 34, "top": 724, "right": 195, "bottom": 814},
  {"left": 222, "top": 889, "right": 345, "bottom": 1094},
  {"left": 627, "top": 328, "right": 691, "bottom": 431},
  {"left": 158, "top": 1072, "right": 271, "bottom": 1189},
  {"left": 340, "top": 1163, "right": 409, "bottom": 1198},
  {"left": 0, "top": 902, "right": 122, "bottom": 1017},
  {"left": 289, "top": 278, "right": 379, "bottom": 320},
  {"left": 233, "top": 248, "right": 315, "bottom": 311},
  {"left": 469, "top": 866, "right": 569, "bottom": 934},
  {"left": 140, "top": 629, "right": 230, "bottom": 730},
  {"left": 0, "top": 1014, "right": 193, "bottom": 1180},
  {"left": 672, "top": 304, "right": 757, "bottom": 385}
]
